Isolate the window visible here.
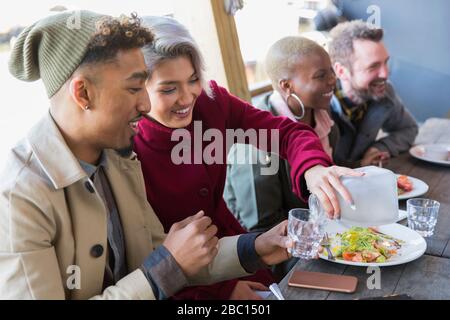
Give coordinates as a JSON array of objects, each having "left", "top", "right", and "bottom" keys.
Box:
[
  {"left": 234, "top": 0, "right": 330, "bottom": 95},
  {"left": 0, "top": 1, "right": 332, "bottom": 166}
]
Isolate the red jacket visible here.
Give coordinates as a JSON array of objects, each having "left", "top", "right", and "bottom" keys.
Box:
[{"left": 134, "top": 81, "right": 332, "bottom": 299}]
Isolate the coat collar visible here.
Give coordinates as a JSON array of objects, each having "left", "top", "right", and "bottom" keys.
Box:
[
  {"left": 78, "top": 152, "right": 108, "bottom": 178},
  {"left": 27, "top": 111, "right": 143, "bottom": 189},
  {"left": 27, "top": 111, "right": 87, "bottom": 190}
]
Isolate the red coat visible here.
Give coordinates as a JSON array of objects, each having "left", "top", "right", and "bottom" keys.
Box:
[{"left": 134, "top": 81, "right": 332, "bottom": 299}]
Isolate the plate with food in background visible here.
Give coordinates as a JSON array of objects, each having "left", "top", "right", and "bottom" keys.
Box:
[
  {"left": 396, "top": 174, "right": 429, "bottom": 200},
  {"left": 409, "top": 144, "right": 450, "bottom": 166}
]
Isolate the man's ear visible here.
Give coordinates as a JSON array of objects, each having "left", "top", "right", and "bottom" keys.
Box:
[
  {"left": 333, "top": 62, "right": 351, "bottom": 81},
  {"left": 68, "top": 76, "right": 93, "bottom": 111}
]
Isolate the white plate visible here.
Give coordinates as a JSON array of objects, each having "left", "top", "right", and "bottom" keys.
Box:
[
  {"left": 409, "top": 144, "right": 450, "bottom": 166},
  {"left": 397, "top": 209, "right": 407, "bottom": 221},
  {"left": 319, "top": 220, "right": 426, "bottom": 267},
  {"left": 396, "top": 175, "right": 429, "bottom": 200}
]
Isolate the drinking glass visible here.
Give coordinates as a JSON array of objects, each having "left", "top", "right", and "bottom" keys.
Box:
[{"left": 406, "top": 198, "right": 440, "bottom": 237}]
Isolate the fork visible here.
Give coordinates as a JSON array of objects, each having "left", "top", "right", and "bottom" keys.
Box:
[
  {"left": 368, "top": 227, "right": 403, "bottom": 248},
  {"left": 269, "top": 283, "right": 285, "bottom": 300},
  {"left": 321, "top": 233, "right": 335, "bottom": 261}
]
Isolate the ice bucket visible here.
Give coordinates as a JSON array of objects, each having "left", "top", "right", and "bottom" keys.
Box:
[{"left": 337, "top": 166, "right": 399, "bottom": 227}]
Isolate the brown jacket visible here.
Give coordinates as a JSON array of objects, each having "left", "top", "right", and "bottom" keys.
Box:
[{"left": 0, "top": 111, "right": 249, "bottom": 299}]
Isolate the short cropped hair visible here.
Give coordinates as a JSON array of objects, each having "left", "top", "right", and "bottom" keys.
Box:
[
  {"left": 328, "top": 20, "right": 383, "bottom": 69},
  {"left": 265, "top": 36, "right": 326, "bottom": 92}
]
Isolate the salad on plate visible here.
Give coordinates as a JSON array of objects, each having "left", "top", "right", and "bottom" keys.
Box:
[{"left": 327, "top": 227, "right": 405, "bottom": 263}]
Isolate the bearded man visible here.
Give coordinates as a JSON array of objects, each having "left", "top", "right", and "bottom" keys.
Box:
[{"left": 329, "top": 20, "right": 418, "bottom": 167}]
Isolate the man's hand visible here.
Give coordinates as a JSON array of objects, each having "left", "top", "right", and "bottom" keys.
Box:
[
  {"left": 304, "top": 165, "right": 364, "bottom": 219},
  {"left": 254, "top": 220, "right": 292, "bottom": 266},
  {"left": 361, "top": 147, "right": 390, "bottom": 167},
  {"left": 163, "top": 211, "right": 218, "bottom": 277},
  {"left": 229, "top": 281, "right": 269, "bottom": 300}
]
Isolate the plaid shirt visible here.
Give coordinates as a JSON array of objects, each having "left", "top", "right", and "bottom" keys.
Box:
[{"left": 334, "top": 82, "right": 368, "bottom": 125}]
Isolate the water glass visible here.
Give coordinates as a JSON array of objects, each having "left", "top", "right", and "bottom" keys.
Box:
[
  {"left": 288, "top": 199, "right": 327, "bottom": 259},
  {"left": 407, "top": 198, "right": 440, "bottom": 237}
]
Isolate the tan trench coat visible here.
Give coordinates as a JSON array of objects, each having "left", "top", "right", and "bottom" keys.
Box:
[{"left": 0, "top": 112, "right": 249, "bottom": 299}]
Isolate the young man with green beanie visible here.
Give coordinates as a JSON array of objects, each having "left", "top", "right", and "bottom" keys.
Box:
[{"left": 0, "top": 10, "right": 292, "bottom": 299}]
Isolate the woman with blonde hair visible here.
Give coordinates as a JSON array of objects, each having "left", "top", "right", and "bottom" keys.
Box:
[{"left": 225, "top": 36, "right": 338, "bottom": 233}]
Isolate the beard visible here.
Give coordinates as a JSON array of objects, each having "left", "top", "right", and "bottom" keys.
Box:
[
  {"left": 348, "top": 77, "right": 387, "bottom": 104},
  {"left": 115, "top": 138, "right": 134, "bottom": 158}
]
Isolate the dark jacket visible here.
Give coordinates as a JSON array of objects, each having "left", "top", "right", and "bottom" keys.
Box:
[{"left": 330, "top": 81, "right": 418, "bottom": 167}]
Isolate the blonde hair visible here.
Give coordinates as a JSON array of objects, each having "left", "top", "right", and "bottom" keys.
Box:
[
  {"left": 141, "top": 16, "right": 212, "bottom": 98},
  {"left": 265, "top": 36, "right": 326, "bottom": 92}
]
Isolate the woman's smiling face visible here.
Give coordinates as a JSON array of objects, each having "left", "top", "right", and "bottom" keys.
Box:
[
  {"left": 145, "top": 55, "right": 203, "bottom": 128},
  {"left": 288, "top": 48, "right": 337, "bottom": 111}
]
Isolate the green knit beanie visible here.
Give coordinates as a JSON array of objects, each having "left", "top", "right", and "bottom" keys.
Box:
[{"left": 8, "top": 10, "right": 105, "bottom": 98}]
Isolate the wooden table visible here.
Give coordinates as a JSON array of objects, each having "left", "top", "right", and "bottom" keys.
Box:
[{"left": 270, "top": 151, "right": 450, "bottom": 300}]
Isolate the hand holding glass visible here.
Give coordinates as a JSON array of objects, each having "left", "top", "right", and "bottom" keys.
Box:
[{"left": 287, "top": 195, "right": 327, "bottom": 259}]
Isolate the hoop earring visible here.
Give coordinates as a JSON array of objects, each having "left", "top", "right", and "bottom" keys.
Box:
[
  {"left": 84, "top": 105, "right": 89, "bottom": 110},
  {"left": 287, "top": 93, "right": 305, "bottom": 120}
]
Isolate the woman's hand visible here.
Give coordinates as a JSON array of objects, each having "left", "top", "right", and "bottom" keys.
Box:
[{"left": 304, "top": 165, "right": 364, "bottom": 219}]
